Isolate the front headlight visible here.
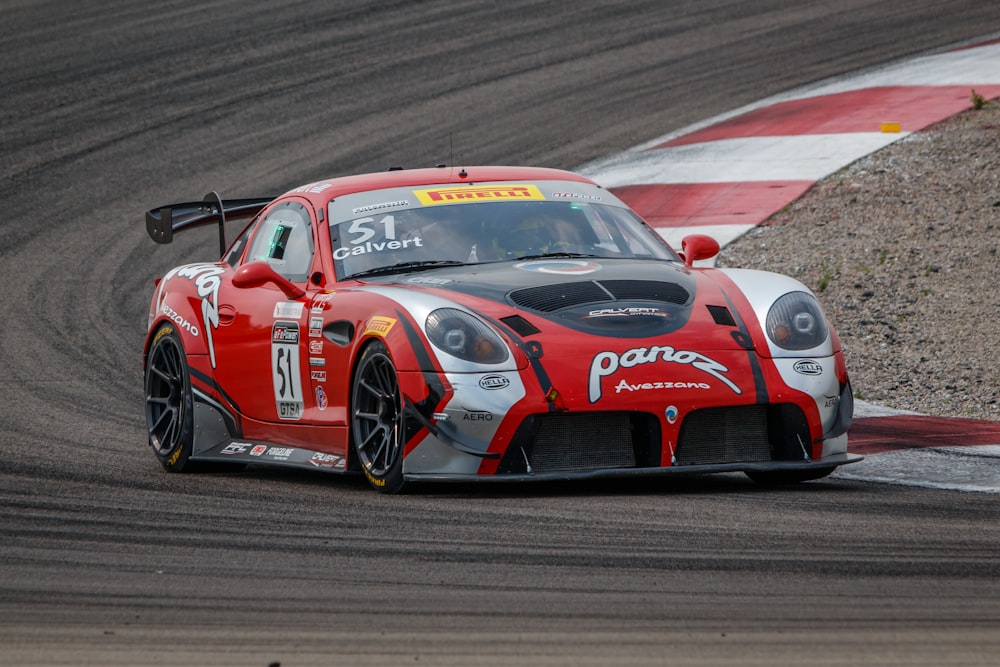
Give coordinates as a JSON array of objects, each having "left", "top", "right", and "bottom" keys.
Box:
[
  {"left": 425, "top": 308, "right": 509, "bottom": 364},
  {"left": 765, "top": 291, "right": 829, "bottom": 351}
]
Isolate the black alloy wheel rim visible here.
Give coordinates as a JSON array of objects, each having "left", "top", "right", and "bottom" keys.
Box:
[
  {"left": 145, "top": 336, "right": 186, "bottom": 456},
  {"left": 354, "top": 351, "right": 403, "bottom": 476}
]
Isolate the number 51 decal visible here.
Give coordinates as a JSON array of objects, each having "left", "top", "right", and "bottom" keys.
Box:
[
  {"left": 347, "top": 215, "right": 397, "bottom": 245},
  {"left": 272, "top": 321, "right": 304, "bottom": 420}
]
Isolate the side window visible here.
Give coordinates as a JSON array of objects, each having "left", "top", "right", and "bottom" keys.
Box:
[
  {"left": 246, "top": 202, "right": 314, "bottom": 282},
  {"left": 223, "top": 219, "right": 256, "bottom": 267}
]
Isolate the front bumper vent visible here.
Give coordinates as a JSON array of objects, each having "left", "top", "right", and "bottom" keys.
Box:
[
  {"left": 675, "top": 404, "right": 811, "bottom": 465},
  {"left": 495, "top": 404, "right": 811, "bottom": 475},
  {"left": 532, "top": 414, "right": 634, "bottom": 472},
  {"left": 498, "top": 412, "right": 661, "bottom": 474}
]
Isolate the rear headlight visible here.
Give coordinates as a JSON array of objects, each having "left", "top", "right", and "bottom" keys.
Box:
[
  {"left": 765, "top": 292, "right": 829, "bottom": 351},
  {"left": 425, "top": 308, "right": 509, "bottom": 364}
]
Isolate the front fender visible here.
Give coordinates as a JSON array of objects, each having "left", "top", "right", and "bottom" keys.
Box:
[
  {"left": 349, "top": 285, "right": 525, "bottom": 373},
  {"left": 715, "top": 268, "right": 836, "bottom": 358}
]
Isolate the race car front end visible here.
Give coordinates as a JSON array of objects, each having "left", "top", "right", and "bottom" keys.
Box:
[{"left": 381, "top": 260, "right": 859, "bottom": 485}]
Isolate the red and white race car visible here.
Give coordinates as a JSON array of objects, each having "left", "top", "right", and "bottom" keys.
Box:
[{"left": 143, "top": 165, "right": 859, "bottom": 493}]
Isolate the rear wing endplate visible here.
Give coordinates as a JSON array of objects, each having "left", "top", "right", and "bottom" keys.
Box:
[{"left": 145, "top": 192, "right": 276, "bottom": 256}]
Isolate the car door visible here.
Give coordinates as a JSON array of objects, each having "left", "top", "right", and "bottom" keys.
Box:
[{"left": 211, "top": 197, "right": 319, "bottom": 424}]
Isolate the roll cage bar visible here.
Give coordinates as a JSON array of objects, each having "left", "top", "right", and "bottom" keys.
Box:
[{"left": 145, "top": 191, "right": 276, "bottom": 257}]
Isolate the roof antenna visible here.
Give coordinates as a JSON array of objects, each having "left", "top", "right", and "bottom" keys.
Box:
[{"left": 449, "top": 133, "right": 467, "bottom": 178}]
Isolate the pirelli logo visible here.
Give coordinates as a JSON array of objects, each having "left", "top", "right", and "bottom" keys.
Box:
[
  {"left": 364, "top": 316, "right": 397, "bottom": 338},
  {"left": 414, "top": 184, "right": 545, "bottom": 205}
]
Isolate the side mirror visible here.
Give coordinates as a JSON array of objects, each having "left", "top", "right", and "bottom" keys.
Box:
[
  {"left": 680, "top": 234, "right": 720, "bottom": 267},
  {"left": 232, "top": 261, "right": 305, "bottom": 300}
]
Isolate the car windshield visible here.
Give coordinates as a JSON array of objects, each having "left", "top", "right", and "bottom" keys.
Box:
[{"left": 328, "top": 182, "right": 680, "bottom": 280}]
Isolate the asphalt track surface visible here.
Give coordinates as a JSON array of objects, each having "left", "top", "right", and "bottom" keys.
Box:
[{"left": 4, "top": 3, "right": 1000, "bottom": 665}]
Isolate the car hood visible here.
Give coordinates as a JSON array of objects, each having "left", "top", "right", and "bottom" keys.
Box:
[{"left": 370, "top": 258, "right": 754, "bottom": 349}]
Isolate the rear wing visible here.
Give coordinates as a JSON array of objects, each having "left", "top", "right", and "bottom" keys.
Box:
[{"left": 145, "top": 191, "right": 276, "bottom": 256}]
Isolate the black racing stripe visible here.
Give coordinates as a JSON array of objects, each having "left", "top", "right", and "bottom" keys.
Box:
[
  {"left": 395, "top": 311, "right": 447, "bottom": 430},
  {"left": 717, "top": 292, "right": 768, "bottom": 404},
  {"left": 394, "top": 310, "right": 502, "bottom": 458},
  {"left": 402, "top": 396, "right": 500, "bottom": 459},
  {"left": 189, "top": 366, "right": 241, "bottom": 413},
  {"left": 189, "top": 365, "right": 243, "bottom": 433},
  {"left": 482, "top": 313, "right": 558, "bottom": 412}
]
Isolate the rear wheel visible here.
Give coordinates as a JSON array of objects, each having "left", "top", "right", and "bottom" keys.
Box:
[
  {"left": 145, "top": 325, "right": 197, "bottom": 472},
  {"left": 351, "top": 341, "right": 406, "bottom": 494},
  {"left": 745, "top": 466, "right": 836, "bottom": 485}
]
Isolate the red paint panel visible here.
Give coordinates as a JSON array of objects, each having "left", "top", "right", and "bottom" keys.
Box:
[
  {"left": 655, "top": 85, "right": 1000, "bottom": 148},
  {"left": 849, "top": 415, "right": 1000, "bottom": 454},
  {"left": 611, "top": 181, "right": 813, "bottom": 228}
]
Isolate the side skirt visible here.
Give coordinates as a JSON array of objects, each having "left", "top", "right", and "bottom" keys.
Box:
[{"left": 191, "top": 438, "right": 352, "bottom": 474}]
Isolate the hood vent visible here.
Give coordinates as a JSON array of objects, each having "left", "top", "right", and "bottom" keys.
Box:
[
  {"left": 500, "top": 314, "right": 541, "bottom": 337},
  {"left": 596, "top": 280, "right": 689, "bottom": 304},
  {"left": 509, "top": 280, "right": 690, "bottom": 313},
  {"left": 707, "top": 304, "right": 736, "bottom": 326}
]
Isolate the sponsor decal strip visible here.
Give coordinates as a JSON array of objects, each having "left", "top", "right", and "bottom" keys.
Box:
[
  {"left": 160, "top": 303, "right": 200, "bottom": 336},
  {"left": 332, "top": 237, "right": 423, "bottom": 260},
  {"left": 364, "top": 316, "right": 397, "bottom": 338},
  {"left": 271, "top": 321, "right": 304, "bottom": 420},
  {"left": 588, "top": 345, "right": 740, "bottom": 403},
  {"left": 204, "top": 440, "right": 347, "bottom": 470},
  {"left": 614, "top": 379, "right": 711, "bottom": 394},
  {"left": 413, "top": 184, "right": 545, "bottom": 205},
  {"left": 162, "top": 263, "right": 226, "bottom": 368}
]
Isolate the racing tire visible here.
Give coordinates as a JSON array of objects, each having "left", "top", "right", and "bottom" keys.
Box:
[
  {"left": 351, "top": 341, "right": 406, "bottom": 494},
  {"left": 145, "top": 325, "right": 199, "bottom": 472},
  {"left": 745, "top": 466, "right": 836, "bottom": 485}
]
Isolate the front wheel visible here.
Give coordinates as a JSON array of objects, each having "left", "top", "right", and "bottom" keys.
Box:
[
  {"left": 144, "top": 325, "right": 197, "bottom": 472},
  {"left": 351, "top": 341, "right": 406, "bottom": 494},
  {"left": 745, "top": 466, "right": 836, "bottom": 485}
]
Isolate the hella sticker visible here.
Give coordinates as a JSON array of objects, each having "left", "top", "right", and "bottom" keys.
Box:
[
  {"left": 479, "top": 374, "right": 510, "bottom": 390},
  {"left": 793, "top": 360, "right": 823, "bottom": 375}
]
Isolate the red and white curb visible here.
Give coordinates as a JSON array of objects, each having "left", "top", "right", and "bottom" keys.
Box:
[
  {"left": 578, "top": 36, "right": 1000, "bottom": 253},
  {"left": 578, "top": 35, "right": 1000, "bottom": 493},
  {"left": 835, "top": 405, "right": 1000, "bottom": 494}
]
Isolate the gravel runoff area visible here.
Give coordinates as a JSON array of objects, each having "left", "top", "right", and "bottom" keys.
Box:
[{"left": 718, "top": 94, "right": 1000, "bottom": 421}]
